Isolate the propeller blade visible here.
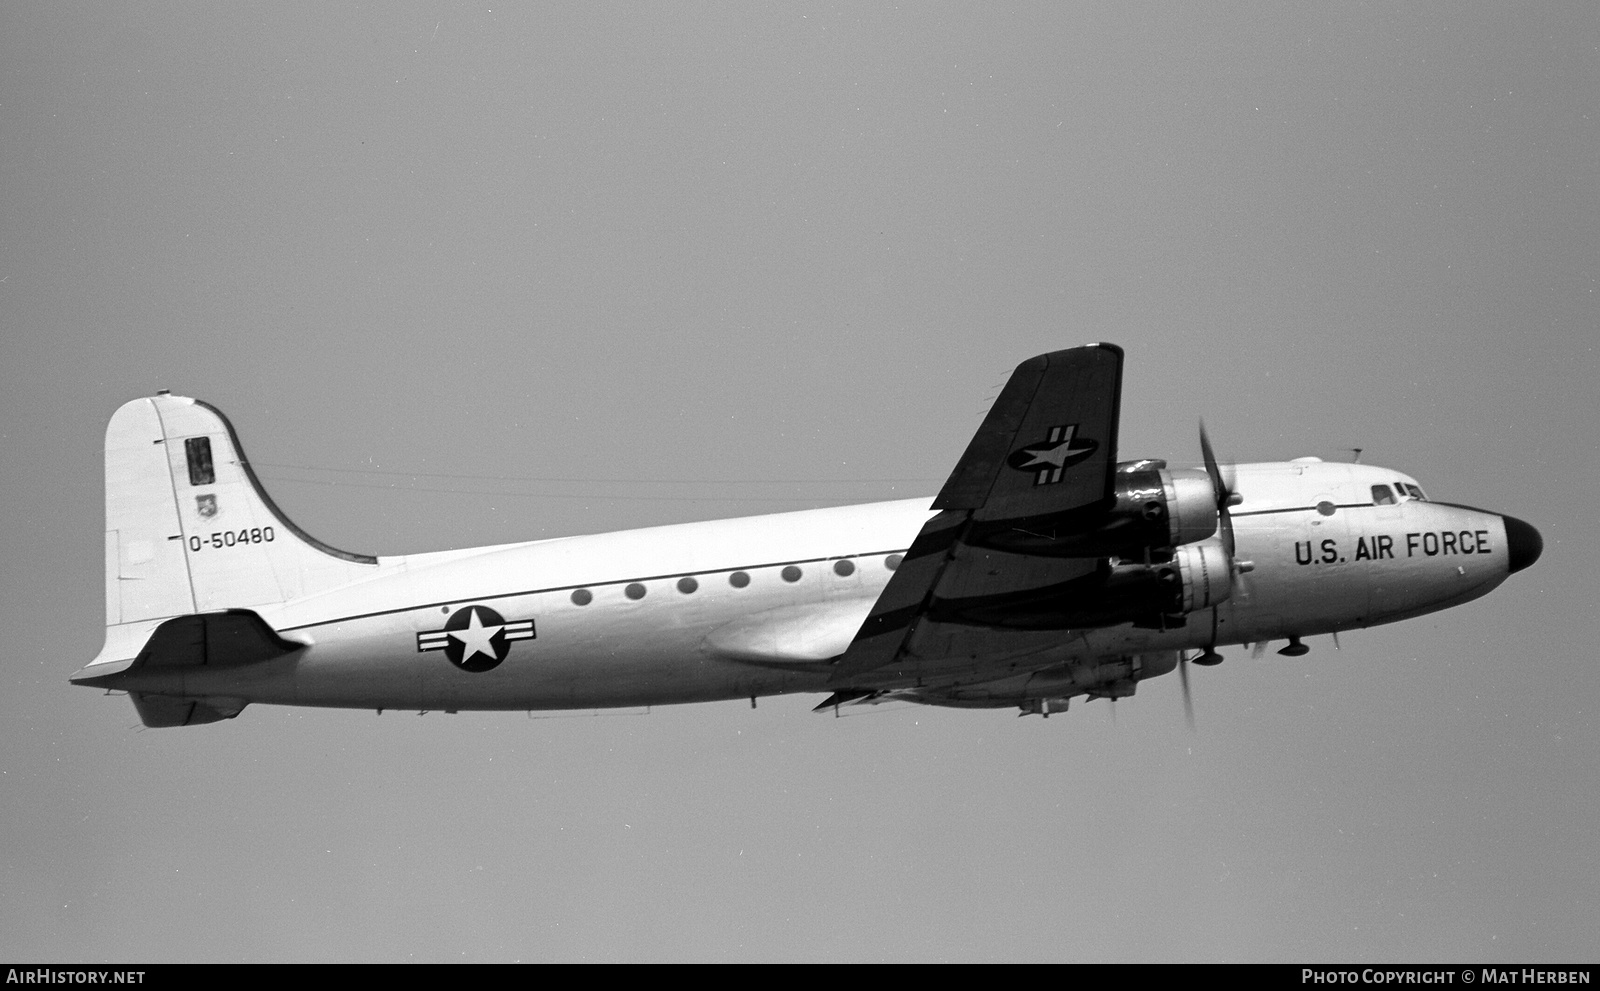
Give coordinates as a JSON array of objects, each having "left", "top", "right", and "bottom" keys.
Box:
[
  {"left": 1199, "top": 420, "right": 1236, "bottom": 558},
  {"left": 1199, "top": 420, "right": 1223, "bottom": 497},
  {"left": 1179, "top": 652, "right": 1195, "bottom": 731}
]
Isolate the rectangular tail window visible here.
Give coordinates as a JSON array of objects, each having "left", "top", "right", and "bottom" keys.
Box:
[{"left": 185, "top": 436, "right": 215, "bottom": 486}]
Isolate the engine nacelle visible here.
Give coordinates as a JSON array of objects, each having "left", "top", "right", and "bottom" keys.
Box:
[
  {"left": 1100, "top": 463, "right": 1222, "bottom": 550},
  {"left": 1169, "top": 538, "right": 1234, "bottom": 613},
  {"left": 965, "top": 461, "right": 1219, "bottom": 557},
  {"left": 931, "top": 540, "right": 1235, "bottom": 631},
  {"left": 1103, "top": 536, "right": 1234, "bottom": 621}
]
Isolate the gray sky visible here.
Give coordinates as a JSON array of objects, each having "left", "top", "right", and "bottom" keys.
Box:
[{"left": 2, "top": 2, "right": 1595, "bottom": 962}]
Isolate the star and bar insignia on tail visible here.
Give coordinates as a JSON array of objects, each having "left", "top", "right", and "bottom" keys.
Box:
[
  {"left": 1005, "top": 423, "right": 1098, "bottom": 486},
  {"left": 417, "top": 605, "right": 535, "bottom": 673}
]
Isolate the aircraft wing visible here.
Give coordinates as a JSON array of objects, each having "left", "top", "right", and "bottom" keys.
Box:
[{"left": 831, "top": 343, "right": 1123, "bottom": 687}]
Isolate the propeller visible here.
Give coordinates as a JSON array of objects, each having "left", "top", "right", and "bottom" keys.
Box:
[
  {"left": 1199, "top": 420, "right": 1237, "bottom": 558},
  {"left": 1178, "top": 651, "right": 1195, "bottom": 731},
  {"left": 1195, "top": 421, "right": 1242, "bottom": 665},
  {"left": 1177, "top": 424, "right": 1243, "bottom": 723}
]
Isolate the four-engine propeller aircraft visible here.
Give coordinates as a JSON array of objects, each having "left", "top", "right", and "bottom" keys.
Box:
[{"left": 73, "top": 344, "right": 1542, "bottom": 727}]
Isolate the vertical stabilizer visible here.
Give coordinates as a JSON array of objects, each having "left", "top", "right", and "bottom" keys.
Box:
[{"left": 94, "top": 393, "right": 379, "bottom": 669}]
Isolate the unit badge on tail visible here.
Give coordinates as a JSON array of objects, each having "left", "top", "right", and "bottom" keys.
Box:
[
  {"left": 1006, "top": 424, "right": 1097, "bottom": 485},
  {"left": 417, "top": 605, "right": 536, "bottom": 672}
]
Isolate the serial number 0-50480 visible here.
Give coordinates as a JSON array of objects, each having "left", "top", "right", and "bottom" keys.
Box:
[{"left": 188, "top": 527, "right": 275, "bottom": 552}]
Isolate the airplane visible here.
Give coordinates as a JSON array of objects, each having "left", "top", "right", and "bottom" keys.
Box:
[{"left": 71, "top": 344, "right": 1542, "bottom": 727}]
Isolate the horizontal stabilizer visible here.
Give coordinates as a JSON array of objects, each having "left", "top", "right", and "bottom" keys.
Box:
[
  {"left": 136, "top": 610, "right": 303, "bottom": 670},
  {"left": 72, "top": 609, "right": 302, "bottom": 689},
  {"left": 75, "top": 610, "right": 297, "bottom": 728},
  {"left": 130, "top": 693, "right": 246, "bottom": 728}
]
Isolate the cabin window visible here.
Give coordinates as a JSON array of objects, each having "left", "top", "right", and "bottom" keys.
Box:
[
  {"left": 185, "top": 437, "right": 215, "bottom": 486},
  {"left": 570, "top": 589, "right": 592, "bottom": 606},
  {"left": 1371, "top": 484, "right": 1396, "bottom": 506},
  {"left": 833, "top": 559, "right": 855, "bottom": 577},
  {"left": 885, "top": 554, "right": 903, "bottom": 571},
  {"left": 676, "top": 577, "right": 698, "bottom": 594},
  {"left": 781, "top": 565, "right": 803, "bottom": 583},
  {"left": 728, "top": 571, "right": 750, "bottom": 588},
  {"left": 624, "top": 583, "right": 647, "bottom": 600}
]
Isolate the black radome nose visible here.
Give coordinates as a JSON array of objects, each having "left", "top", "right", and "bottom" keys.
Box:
[{"left": 1503, "top": 515, "right": 1543, "bottom": 574}]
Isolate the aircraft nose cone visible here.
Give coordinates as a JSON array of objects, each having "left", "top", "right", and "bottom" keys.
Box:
[{"left": 1503, "top": 515, "right": 1543, "bottom": 574}]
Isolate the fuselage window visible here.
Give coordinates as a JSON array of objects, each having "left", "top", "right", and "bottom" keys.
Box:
[
  {"left": 570, "top": 588, "right": 593, "bottom": 606},
  {"left": 676, "top": 577, "right": 698, "bottom": 594},
  {"left": 728, "top": 571, "right": 750, "bottom": 588},
  {"left": 624, "top": 583, "right": 647, "bottom": 600},
  {"left": 832, "top": 559, "right": 855, "bottom": 577},
  {"left": 1371, "top": 484, "right": 1396, "bottom": 506},
  {"left": 1409, "top": 484, "right": 1428, "bottom": 501},
  {"left": 885, "top": 554, "right": 903, "bottom": 571},
  {"left": 781, "top": 565, "right": 803, "bottom": 583},
  {"left": 185, "top": 437, "right": 215, "bottom": 486}
]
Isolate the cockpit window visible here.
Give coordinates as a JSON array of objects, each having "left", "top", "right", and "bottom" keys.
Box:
[
  {"left": 1371, "top": 484, "right": 1396, "bottom": 506},
  {"left": 1410, "top": 484, "right": 1427, "bottom": 501},
  {"left": 1396, "top": 482, "right": 1428, "bottom": 501}
]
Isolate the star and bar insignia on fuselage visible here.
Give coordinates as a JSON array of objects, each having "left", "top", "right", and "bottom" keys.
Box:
[
  {"left": 1005, "top": 423, "right": 1098, "bottom": 486},
  {"left": 417, "top": 605, "right": 536, "bottom": 673}
]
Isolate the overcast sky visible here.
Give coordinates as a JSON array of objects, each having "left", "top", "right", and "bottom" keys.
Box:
[{"left": 2, "top": 2, "right": 1595, "bottom": 962}]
